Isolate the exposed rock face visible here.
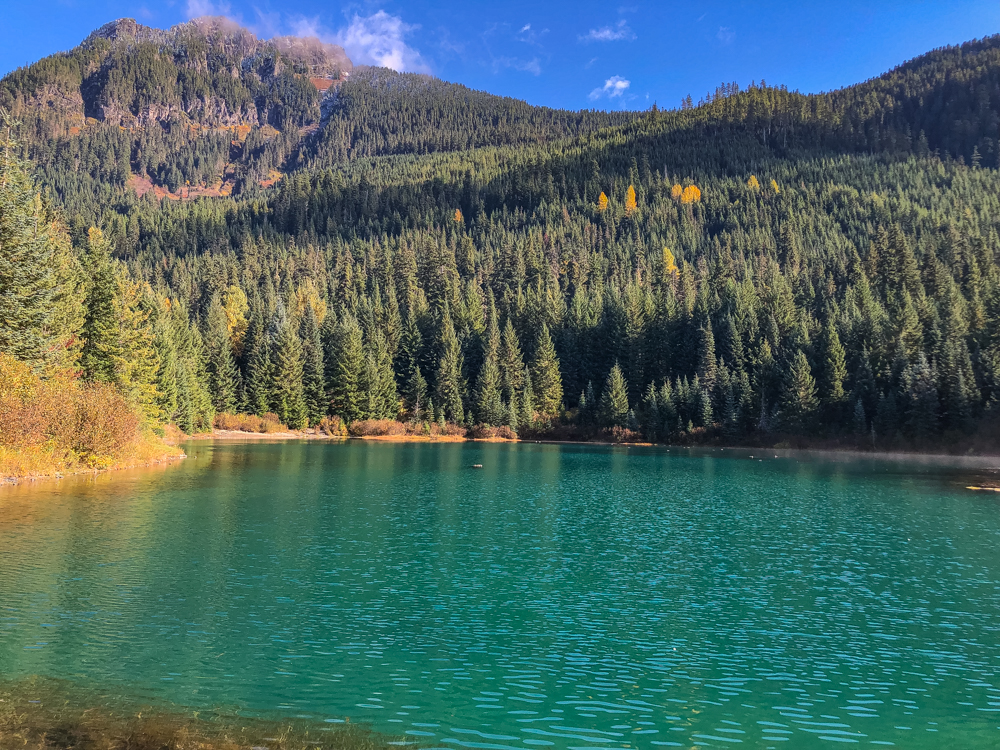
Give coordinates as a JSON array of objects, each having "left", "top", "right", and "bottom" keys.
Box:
[{"left": 4, "top": 15, "right": 353, "bottom": 130}]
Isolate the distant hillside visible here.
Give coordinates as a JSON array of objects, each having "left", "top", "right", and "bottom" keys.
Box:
[{"left": 0, "top": 17, "right": 639, "bottom": 208}]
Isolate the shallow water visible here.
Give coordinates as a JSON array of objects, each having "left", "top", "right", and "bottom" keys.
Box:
[{"left": 3, "top": 441, "right": 1000, "bottom": 748}]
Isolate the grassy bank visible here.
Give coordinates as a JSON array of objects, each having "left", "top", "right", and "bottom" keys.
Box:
[
  {"left": 0, "top": 677, "right": 395, "bottom": 750},
  {"left": 0, "top": 355, "right": 181, "bottom": 482}
]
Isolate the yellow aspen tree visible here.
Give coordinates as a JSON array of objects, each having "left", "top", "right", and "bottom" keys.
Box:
[
  {"left": 747, "top": 175, "right": 760, "bottom": 190},
  {"left": 662, "top": 247, "right": 679, "bottom": 276},
  {"left": 625, "top": 185, "right": 637, "bottom": 215},
  {"left": 671, "top": 184, "right": 683, "bottom": 200},
  {"left": 597, "top": 191, "right": 609, "bottom": 211},
  {"left": 680, "top": 185, "right": 701, "bottom": 204},
  {"left": 222, "top": 284, "right": 249, "bottom": 355},
  {"left": 770, "top": 179, "right": 780, "bottom": 194},
  {"left": 454, "top": 208, "right": 464, "bottom": 223}
]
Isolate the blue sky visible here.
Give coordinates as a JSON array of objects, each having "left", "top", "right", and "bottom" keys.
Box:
[{"left": 2, "top": 1, "right": 999, "bottom": 111}]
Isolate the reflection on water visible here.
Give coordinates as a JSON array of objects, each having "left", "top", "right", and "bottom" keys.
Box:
[{"left": 2, "top": 441, "right": 1000, "bottom": 749}]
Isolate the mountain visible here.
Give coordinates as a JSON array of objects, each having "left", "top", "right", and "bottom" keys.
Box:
[
  {"left": 0, "top": 17, "right": 639, "bottom": 208},
  {"left": 4, "top": 25, "right": 1000, "bottom": 452}
]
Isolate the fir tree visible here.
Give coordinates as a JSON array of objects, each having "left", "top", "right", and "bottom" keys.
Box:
[
  {"left": 300, "top": 304, "right": 326, "bottom": 426},
  {"left": 0, "top": 120, "right": 68, "bottom": 368},
  {"left": 329, "top": 314, "right": 366, "bottom": 423},
  {"left": 531, "top": 323, "right": 563, "bottom": 419},
  {"left": 435, "top": 307, "right": 465, "bottom": 423},
  {"left": 271, "top": 305, "right": 307, "bottom": 429},
  {"left": 475, "top": 310, "right": 503, "bottom": 425},
  {"left": 79, "top": 228, "right": 119, "bottom": 383},
  {"left": 780, "top": 350, "right": 818, "bottom": 433},
  {"left": 205, "top": 296, "right": 239, "bottom": 414},
  {"left": 600, "top": 362, "right": 630, "bottom": 428}
]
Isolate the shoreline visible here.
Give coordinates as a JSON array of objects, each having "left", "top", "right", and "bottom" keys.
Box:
[
  {"left": 0, "top": 452, "right": 187, "bottom": 487},
  {"left": 6, "top": 430, "right": 1000, "bottom": 489}
]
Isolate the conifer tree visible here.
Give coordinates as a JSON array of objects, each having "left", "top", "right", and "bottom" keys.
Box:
[
  {"left": 780, "top": 350, "right": 818, "bottom": 432},
  {"left": 329, "top": 314, "right": 365, "bottom": 422},
  {"left": 80, "top": 228, "right": 119, "bottom": 383},
  {"left": 271, "top": 305, "right": 307, "bottom": 429},
  {"left": 0, "top": 119, "right": 73, "bottom": 368},
  {"left": 500, "top": 318, "right": 525, "bottom": 409},
  {"left": 300, "top": 304, "right": 326, "bottom": 426},
  {"left": 435, "top": 308, "right": 465, "bottom": 423},
  {"left": 475, "top": 310, "right": 503, "bottom": 425},
  {"left": 821, "top": 318, "right": 847, "bottom": 406},
  {"left": 205, "top": 296, "right": 239, "bottom": 414},
  {"left": 531, "top": 323, "right": 563, "bottom": 419},
  {"left": 244, "top": 307, "right": 273, "bottom": 417},
  {"left": 600, "top": 362, "right": 630, "bottom": 427}
]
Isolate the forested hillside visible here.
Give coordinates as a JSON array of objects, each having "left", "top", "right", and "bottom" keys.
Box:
[{"left": 4, "top": 25, "right": 1000, "bottom": 452}]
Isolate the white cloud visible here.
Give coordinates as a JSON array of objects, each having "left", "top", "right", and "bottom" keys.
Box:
[
  {"left": 334, "top": 11, "right": 428, "bottom": 73},
  {"left": 493, "top": 56, "right": 542, "bottom": 76},
  {"left": 717, "top": 26, "right": 735, "bottom": 44},
  {"left": 185, "top": 0, "right": 230, "bottom": 19},
  {"left": 589, "top": 75, "right": 630, "bottom": 100},
  {"left": 284, "top": 10, "right": 428, "bottom": 74},
  {"left": 520, "top": 24, "right": 531, "bottom": 33},
  {"left": 581, "top": 20, "right": 635, "bottom": 42}
]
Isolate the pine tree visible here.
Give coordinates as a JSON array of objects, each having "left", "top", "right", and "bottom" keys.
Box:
[
  {"left": 205, "top": 296, "right": 239, "bottom": 414},
  {"left": 500, "top": 318, "right": 525, "bottom": 408},
  {"left": 475, "top": 311, "right": 503, "bottom": 425},
  {"left": 329, "top": 314, "right": 365, "bottom": 423},
  {"left": 531, "top": 323, "right": 563, "bottom": 419},
  {"left": 300, "top": 304, "right": 326, "bottom": 426},
  {"left": 271, "top": 305, "right": 307, "bottom": 429},
  {"left": 780, "top": 350, "right": 818, "bottom": 433},
  {"left": 903, "top": 353, "right": 938, "bottom": 441},
  {"left": 697, "top": 323, "right": 717, "bottom": 395},
  {"left": 600, "top": 362, "right": 630, "bottom": 427},
  {"left": 821, "top": 317, "right": 847, "bottom": 406},
  {"left": 80, "top": 228, "right": 119, "bottom": 383},
  {"left": 435, "top": 308, "right": 465, "bottom": 423},
  {"left": 0, "top": 115, "right": 75, "bottom": 369}
]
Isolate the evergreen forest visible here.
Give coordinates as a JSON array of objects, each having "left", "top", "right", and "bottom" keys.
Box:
[{"left": 5, "top": 17, "right": 1000, "bottom": 451}]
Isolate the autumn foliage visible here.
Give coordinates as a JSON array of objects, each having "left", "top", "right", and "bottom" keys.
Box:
[
  {"left": 680, "top": 185, "right": 702, "bottom": 204},
  {"left": 625, "top": 185, "right": 637, "bottom": 215},
  {"left": 597, "top": 191, "right": 609, "bottom": 211},
  {"left": 0, "top": 354, "right": 174, "bottom": 477}
]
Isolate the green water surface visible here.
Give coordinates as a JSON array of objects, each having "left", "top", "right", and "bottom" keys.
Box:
[{"left": 2, "top": 440, "right": 1000, "bottom": 748}]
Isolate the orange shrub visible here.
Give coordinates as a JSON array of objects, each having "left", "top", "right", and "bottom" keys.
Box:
[
  {"left": 213, "top": 412, "right": 287, "bottom": 433},
  {"left": 0, "top": 354, "right": 150, "bottom": 474},
  {"left": 348, "top": 419, "right": 408, "bottom": 437}
]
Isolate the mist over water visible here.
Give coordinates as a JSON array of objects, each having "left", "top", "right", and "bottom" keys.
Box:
[{"left": 2, "top": 441, "right": 1000, "bottom": 748}]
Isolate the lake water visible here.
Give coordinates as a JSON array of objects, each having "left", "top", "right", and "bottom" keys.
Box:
[{"left": 3, "top": 440, "right": 1000, "bottom": 748}]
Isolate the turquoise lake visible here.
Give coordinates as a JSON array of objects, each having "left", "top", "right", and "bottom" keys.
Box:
[{"left": 3, "top": 440, "right": 1000, "bottom": 748}]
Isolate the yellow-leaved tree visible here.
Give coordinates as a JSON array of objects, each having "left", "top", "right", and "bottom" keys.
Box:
[
  {"left": 771, "top": 179, "right": 780, "bottom": 194},
  {"left": 597, "top": 191, "right": 609, "bottom": 212},
  {"left": 747, "top": 175, "right": 760, "bottom": 190},
  {"left": 662, "top": 247, "right": 679, "bottom": 276},
  {"left": 680, "top": 185, "right": 702, "bottom": 204},
  {"left": 222, "top": 284, "right": 249, "bottom": 356},
  {"left": 625, "top": 185, "right": 637, "bottom": 215},
  {"left": 671, "top": 184, "right": 683, "bottom": 200},
  {"left": 454, "top": 208, "right": 464, "bottom": 223}
]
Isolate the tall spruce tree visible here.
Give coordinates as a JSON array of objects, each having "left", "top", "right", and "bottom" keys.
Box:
[
  {"left": 436, "top": 307, "right": 465, "bottom": 423},
  {"left": 475, "top": 310, "right": 504, "bottom": 425},
  {"left": 531, "top": 323, "right": 563, "bottom": 419},
  {"left": 600, "top": 362, "right": 630, "bottom": 428},
  {"left": 300, "top": 304, "right": 326, "bottom": 426},
  {"left": 329, "top": 314, "right": 366, "bottom": 423},
  {"left": 0, "top": 120, "right": 73, "bottom": 368},
  {"left": 780, "top": 350, "right": 818, "bottom": 433},
  {"left": 271, "top": 304, "right": 307, "bottom": 429},
  {"left": 205, "top": 296, "right": 239, "bottom": 414}
]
